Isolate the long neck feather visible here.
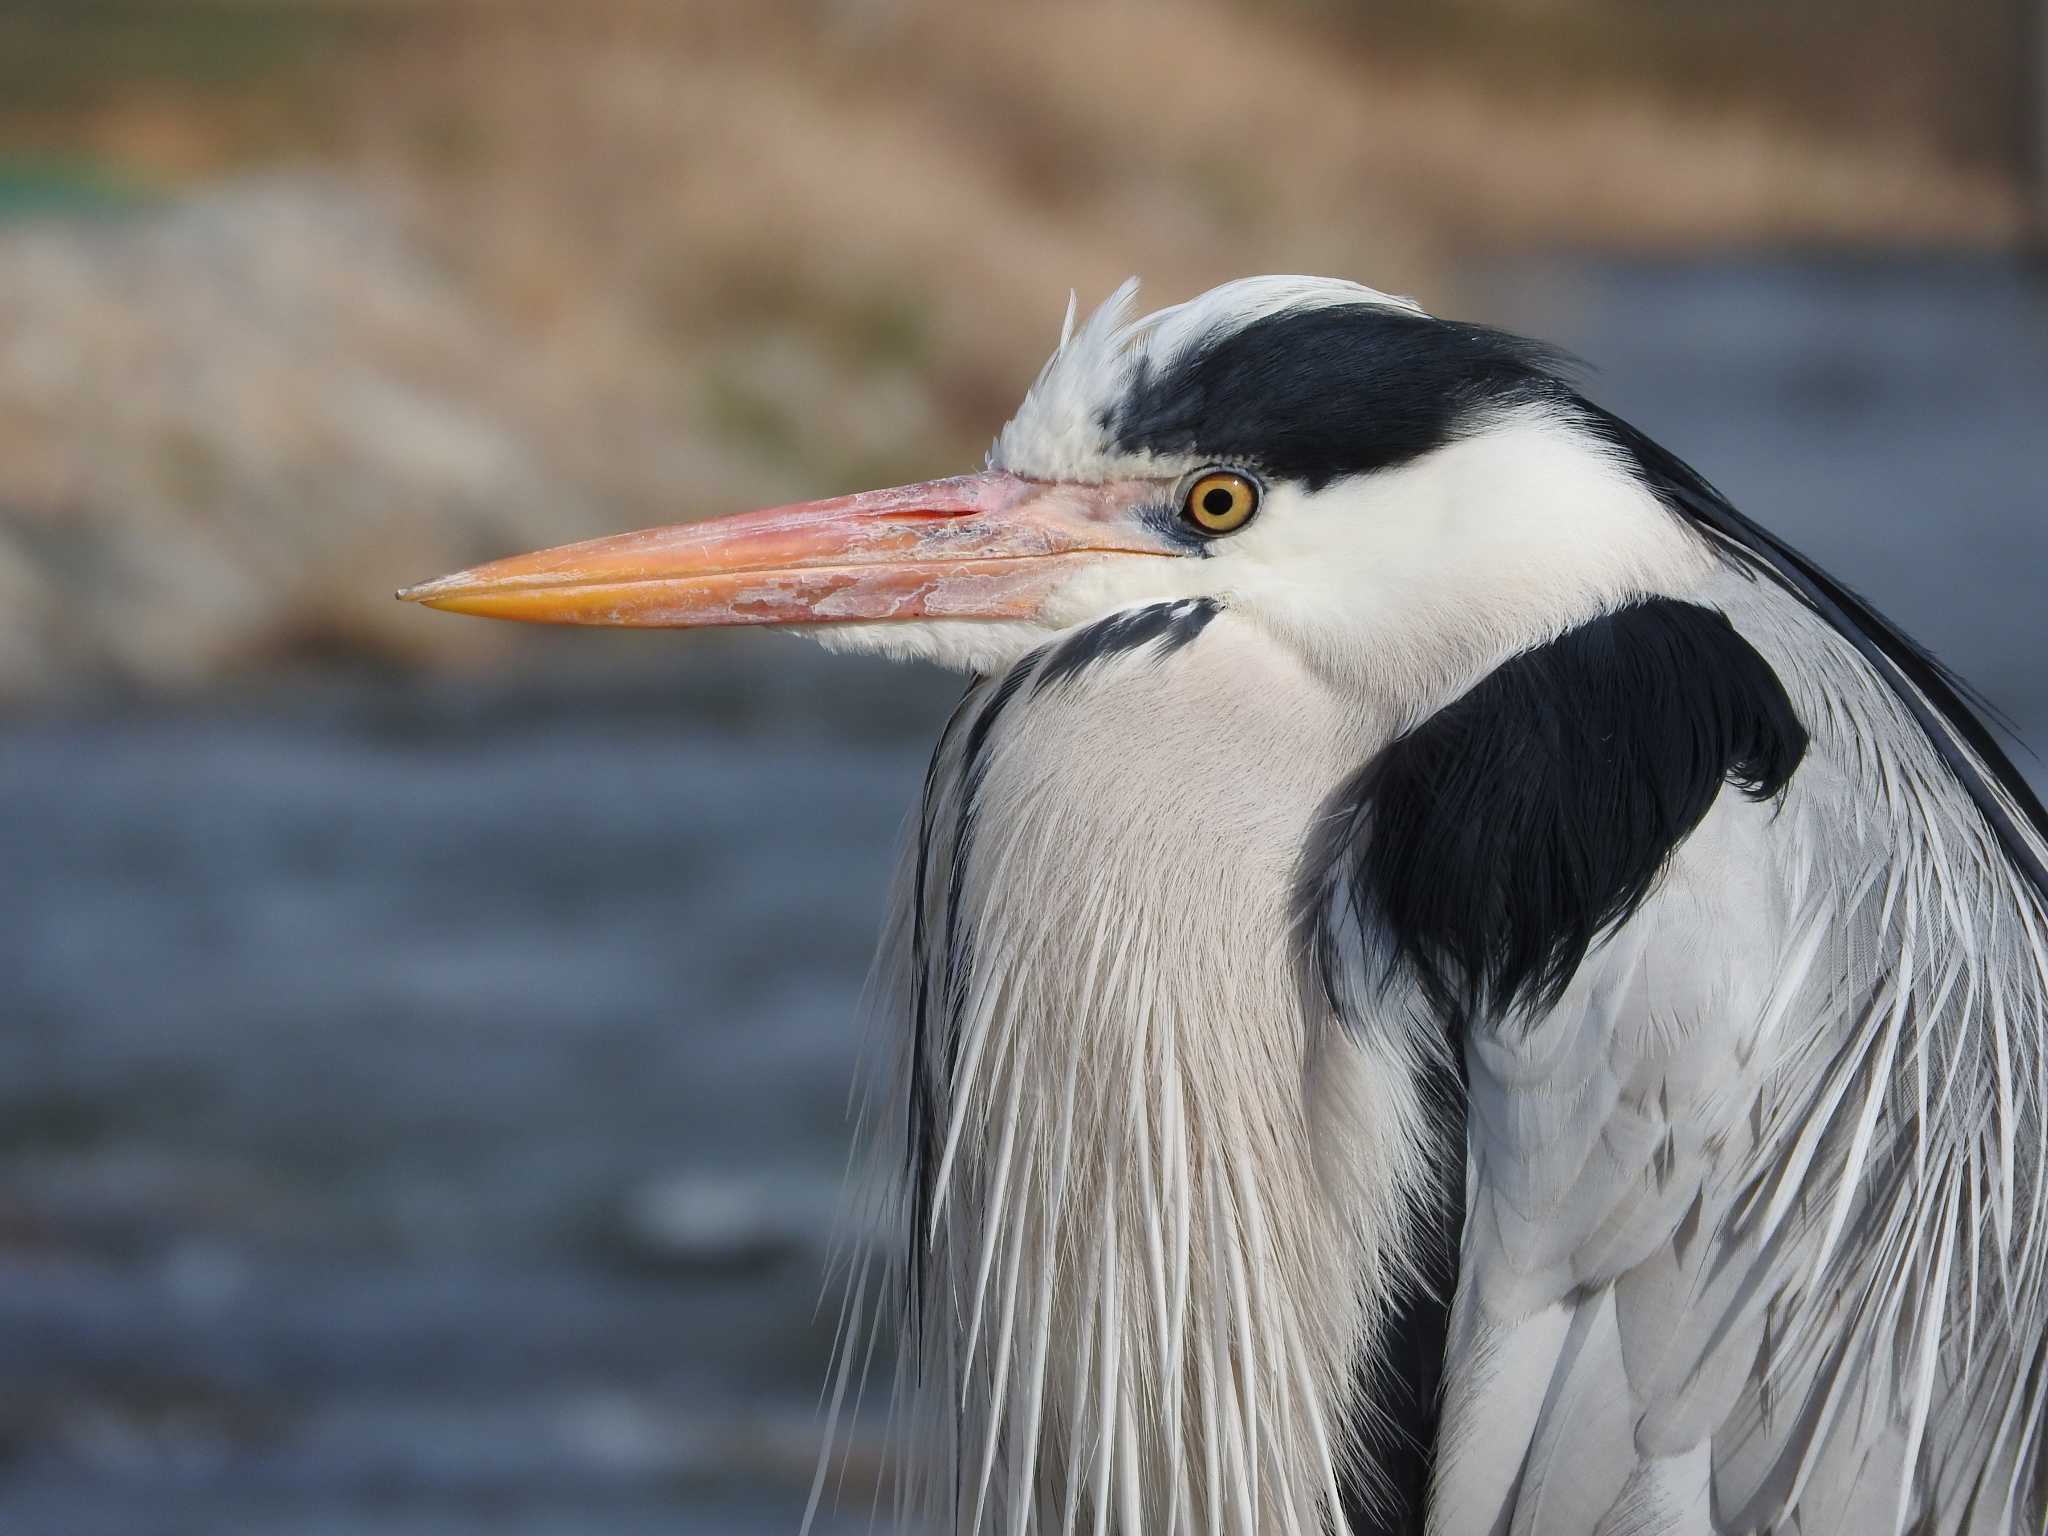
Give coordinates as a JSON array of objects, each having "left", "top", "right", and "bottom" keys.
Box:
[{"left": 825, "top": 608, "right": 1449, "bottom": 1536}]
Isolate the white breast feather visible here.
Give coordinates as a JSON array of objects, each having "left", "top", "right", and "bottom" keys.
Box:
[{"left": 819, "top": 613, "right": 1450, "bottom": 1536}]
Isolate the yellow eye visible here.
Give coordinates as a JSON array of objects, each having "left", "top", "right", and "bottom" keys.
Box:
[{"left": 1181, "top": 470, "right": 1259, "bottom": 535}]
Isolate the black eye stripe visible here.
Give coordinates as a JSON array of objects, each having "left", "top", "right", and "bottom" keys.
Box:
[{"left": 1116, "top": 305, "right": 1573, "bottom": 491}]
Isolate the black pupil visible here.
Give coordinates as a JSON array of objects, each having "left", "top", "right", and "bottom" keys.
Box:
[{"left": 1201, "top": 485, "right": 1237, "bottom": 518}]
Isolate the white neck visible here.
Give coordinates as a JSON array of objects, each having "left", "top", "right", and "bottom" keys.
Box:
[{"left": 832, "top": 614, "right": 1449, "bottom": 1536}]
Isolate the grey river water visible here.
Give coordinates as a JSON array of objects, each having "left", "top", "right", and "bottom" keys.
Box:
[{"left": 0, "top": 259, "right": 2043, "bottom": 1534}]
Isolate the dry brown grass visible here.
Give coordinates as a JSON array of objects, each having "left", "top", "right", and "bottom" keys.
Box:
[{"left": 337, "top": 0, "right": 2025, "bottom": 421}]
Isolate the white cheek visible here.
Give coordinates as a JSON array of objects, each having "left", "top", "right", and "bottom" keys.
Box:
[
  {"left": 802, "top": 619, "right": 1057, "bottom": 674},
  {"left": 1037, "top": 553, "right": 1215, "bottom": 630},
  {"left": 1220, "top": 412, "right": 1717, "bottom": 709}
]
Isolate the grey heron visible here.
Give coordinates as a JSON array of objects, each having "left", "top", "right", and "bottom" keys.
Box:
[{"left": 401, "top": 277, "right": 2048, "bottom": 1536}]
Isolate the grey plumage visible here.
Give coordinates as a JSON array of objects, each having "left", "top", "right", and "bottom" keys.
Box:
[
  {"left": 826, "top": 554, "right": 2047, "bottom": 1536},
  {"left": 1426, "top": 567, "right": 2048, "bottom": 1536},
  {"left": 401, "top": 274, "right": 2048, "bottom": 1535},
  {"left": 822, "top": 293, "right": 2048, "bottom": 1535}
]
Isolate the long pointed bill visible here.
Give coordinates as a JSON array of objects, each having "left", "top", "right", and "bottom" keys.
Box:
[{"left": 397, "top": 471, "right": 1172, "bottom": 628}]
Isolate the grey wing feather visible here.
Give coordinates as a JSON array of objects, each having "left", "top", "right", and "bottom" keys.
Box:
[{"left": 1428, "top": 572, "right": 2048, "bottom": 1536}]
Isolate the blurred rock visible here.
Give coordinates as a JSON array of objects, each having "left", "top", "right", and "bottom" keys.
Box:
[
  {"left": 0, "top": 170, "right": 1023, "bottom": 703},
  {"left": 0, "top": 180, "right": 620, "bottom": 696}
]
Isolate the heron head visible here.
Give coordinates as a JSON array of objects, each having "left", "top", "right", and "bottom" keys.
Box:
[{"left": 402, "top": 277, "right": 1711, "bottom": 697}]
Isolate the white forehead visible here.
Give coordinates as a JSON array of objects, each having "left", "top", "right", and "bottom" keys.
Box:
[{"left": 988, "top": 276, "right": 1428, "bottom": 483}]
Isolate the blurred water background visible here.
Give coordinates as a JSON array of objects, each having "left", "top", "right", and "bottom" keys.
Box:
[{"left": 0, "top": 3, "right": 2044, "bottom": 1533}]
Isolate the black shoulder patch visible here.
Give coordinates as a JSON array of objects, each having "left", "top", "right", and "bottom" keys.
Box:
[
  {"left": 1114, "top": 305, "right": 1570, "bottom": 490},
  {"left": 1573, "top": 396, "right": 2048, "bottom": 904},
  {"left": 1314, "top": 598, "right": 1808, "bottom": 1029}
]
